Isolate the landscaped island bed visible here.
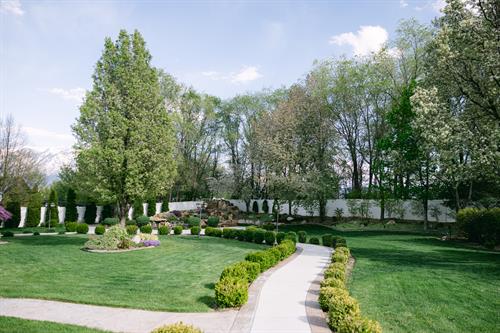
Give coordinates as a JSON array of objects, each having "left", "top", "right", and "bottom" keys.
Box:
[
  {"left": 279, "top": 224, "right": 500, "bottom": 333},
  {"left": 0, "top": 235, "right": 265, "bottom": 312}
]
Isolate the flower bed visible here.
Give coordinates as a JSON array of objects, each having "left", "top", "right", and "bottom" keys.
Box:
[{"left": 84, "top": 225, "right": 160, "bottom": 252}]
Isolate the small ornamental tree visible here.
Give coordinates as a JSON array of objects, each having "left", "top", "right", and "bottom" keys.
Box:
[
  {"left": 73, "top": 30, "right": 176, "bottom": 227},
  {"left": 147, "top": 197, "right": 156, "bottom": 216},
  {"left": 26, "top": 191, "right": 43, "bottom": 227},
  {"left": 47, "top": 188, "right": 59, "bottom": 225},
  {"left": 65, "top": 188, "right": 77, "bottom": 222}
]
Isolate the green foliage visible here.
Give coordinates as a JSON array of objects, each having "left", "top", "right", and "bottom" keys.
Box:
[
  {"left": 235, "top": 229, "right": 245, "bottom": 241},
  {"left": 101, "top": 204, "right": 114, "bottom": 220},
  {"left": 140, "top": 224, "right": 152, "bottom": 234},
  {"left": 158, "top": 225, "right": 170, "bottom": 235},
  {"left": 132, "top": 201, "right": 144, "bottom": 219},
  {"left": 262, "top": 200, "right": 269, "bottom": 214},
  {"left": 205, "top": 227, "right": 222, "bottom": 237},
  {"left": 76, "top": 223, "right": 89, "bottom": 234},
  {"left": 333, "top": 236, "right": 347, "bottom": 248},
  {"left": 151, "top": 322, "right": 202, "bottom": 333},
  {"left": 73, "top": 30, "right": 176, "bottom": 223},
  {"left": 26, "top": 192, "right": 42, "bottom": 228},
  {"left": 190, "top": 226, "right": 201, "bottom": 235},
  {"left": 126, "top": 225, "right": 138, "bottom": 235},
  {"left": 84, "top": 203, "right": 96, "bottom": 224},
  {"left": 319, "top": 286, "right": 337, "bottom": 311},
  {"left": 47, "top": 188, "right": 59, "bottom": 225},
  {"left": 102, "top": 217, "right": 119, "bottom": 226},
  {"left": 264, "top": 231, "right": 276, "bottom": 245},
  {"left": 222, "top": 228, "right": 237, "bottom": 239},
  {"left": 322, "top": 234, "right": 334, "bottom": 247},
  {"left": 243, "top": 228, "right": 255, "bottom": 242},
  {"left": 65, "top": 189, "right": 77, "bottom": 222},
  {"left": 135, "top": 215, "right": 150, "bottom": 227},
  {"left": 214, "top": 276, "right": 248, "bottom": 308},
  {"left": 85, "top": 225, "right": 131, "bottom": 250},
  {"left": 326, "top": 288, "right": 361, "bottom": 333},
  {"left": 245, "top": 251, "right": 275, "bottom": 272},
  {"left": 335, "top": 246, "right": 350, "bottom": 258},
  {"left": 65, "top": 222, "right": 78, "bottom": 232},
  {"left": 332, "top": 252, "right": 348, "bottom": 265},
  {"left": 220, "top": 261, "right": 261, "bottom": 283},
  {"left": 309, "top": 237, "right": 320, "bottom": 245},
  {"left": 94, "top": 224, "right": 105, "bottom": 235},
  {"left": 296, "top": 230, "right": 307, "bottom": 243},
  {"left": 252, "top": 201, "right": 259, "bottom": 213},
  {"left": 457, "top": 208, "right": 500, "bottom": 247},
  {"left": 320, "top": 277, "right": 346, "bottom": 290},
  {"left": 276, "top": 231, "right": 285, "bottom": 244},
  {"left": 147, "top": 198, "right": 156, "bottom": 217},
  {"left": 284, "top": 231, "right": 297, "bottom": 243},
  {"left": 187, "top": 216, "right": 201, "bottom": 227},
  {"left": 253, "top": 229, "right": 266, "bottom": 244},
  {"left": 325, "top": 262, "right": 346, "bottom": 282},
  {"left": 173, "top": 225, "right": 183, "bottom": 235},
  {"left": 207, "top": 216, "right": 220, "bottom": 227},
  {"left": 1, "top": 231, "right": 14, "bottom": 237}
]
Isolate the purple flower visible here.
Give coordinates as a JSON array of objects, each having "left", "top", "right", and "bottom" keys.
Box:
[
  {"left": 0, "top": 206, "right": 12, "bottom": 221},
  {"left": 142, "top": 240, "right": 160, "bottom": 247}
]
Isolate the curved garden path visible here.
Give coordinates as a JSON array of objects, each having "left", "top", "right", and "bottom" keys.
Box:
[{"left": 0, "top": 244, "right": 332, "bottom": 333}]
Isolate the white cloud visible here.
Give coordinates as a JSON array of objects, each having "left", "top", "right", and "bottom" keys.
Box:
[
  {"left": 48, "top": 87, "right": 86, "bottom": 103},
  {"left": 431, "top": 0, "right": 446, "bottom": 13},
  {"left": 201, "top": 66, "right": 263, "bottom": 84},
  {"left": 22, "top": 127, "right": 73, "bottom": 142},
  {"left": 231, "top": 66, "right": 263, "bottom": 83},
  {"left": 399, "top": 0, "right": 409, "bottom": 8},
  {"left": 330, "top": 25, "right": 388, "bottom": 56},
  {"left": 0, "top": 0, "right": 24, "bottom": 16}
]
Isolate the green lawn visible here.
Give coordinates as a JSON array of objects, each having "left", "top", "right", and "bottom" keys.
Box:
[
  {"left": 0, "top": 234, "right": 265, "bottom": 312},
  {"left": 1, "top": 226, "right": 65, "bottom": 234},
  {"left": 279, "top": 224, "right": 500, "bottom": 333},
  {"left": 0, "top": 316, "right": 109, "bottom": 333}
]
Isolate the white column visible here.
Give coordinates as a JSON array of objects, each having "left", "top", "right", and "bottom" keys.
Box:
[
  {"left": 19, "top": 207, "right": 27, "bottom": 227},
  {"left": 95, "top": 206, "right": 103, "bottom": 223},
  {"left": 58, "top": 206, "right": 66, "bottom": 224},
  {"left": 76, "top": 206, "right": 86, "bottom": 222},
  {"left": 155, "top": 202, "right": 162, "bottom": 214},
  {"left": 39, "top": 206, "right": 47, "bottom": 226},
  {"left": 142, "top": 203, "right": 148, "bottom": 216},
  {"left": 128, "top": 207, "right": 133, "bottom": 220}
]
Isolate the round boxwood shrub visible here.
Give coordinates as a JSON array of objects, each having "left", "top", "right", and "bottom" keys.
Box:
[
  {"left": 158, "top": 225, "right": 170, "bottom": 235},
  {"left": 276, "top": 231, "right": 285, "bottom": 244},
  {"left": 320, "top": 277, "right": 345, "bottom": 290},
  {"left": 243, "top": 228, "right": 255, "bottom": 242},
  {"left": 322, "top": 234, "right": 334, "bottom": 247},
  {"left": 309, "top": 236, "right": 320, "bottom": 245},
  {"left": 33, "top": 231, "right": 40, "bottom": 236},
  {"left": 190, "top": 226, "right": 201, "bottom": 235},
  {"left": 253, "top": 229, "right": 266, "bottom": 244},
  {"left": 332, "top": 252, "right": 348, "bottom": 264},
  {"left": 173, "top": 225, "right": 183, "bottom": 235},
  {"left": 358, "top": 318, "right": 382, "bottom": 333},
  {"left": 262, "top": 223, "right": 275, "bottom": 231},
  {"left": 335, "top": 246, "right": 350, "bottom": 258},
  {"left": 187, "top": 216, "right": 201, "bottom": 227},
  {"left": 333, "top": 236, "right": 347, "bottom": 248},
  {"left": 220, "top": 261, "right": 261, "bottom": 283},
  {"left": 264, "top": 231, "right": 276, "bottom": 245},
  {"left": 319, "top": 286, "right": 337, "bottom": 311},
  {"left": 76, "top": 223, "right": 89, "bottom": 234},
  {"left": 151, "top": 322, "right": 202, "bottom": 333},
  {"left": 324, "top": 262, "right": 346, "bottom": 282},
  {"left": 223, "top": 228, "right": 237, "bottom": 239},
  {"left": 205, "top": 227, "right": 222, "bottom": 237},
  {"left": 126, "top": 225, "right": 138, "bottom": 235},
  {"left": 140, "top": 224, "right": 152, "bottom": 234},
  {"left": 245, "top": 251, "right": 274, "bottom": 272},
  {"left": 326, "top": 288, "right": 361, "bottom": 332},
  {"left": 284, "top": 231, "right": 297, "bottom": 243},
  {"left": 95, "top": 224, "right": 105, "bottom": 235},
  {"left": 235, "top": 229, "right": 245, "bottom": 241},
  {"left": 214, "top": 276, "right": 248, "bottom": 308},
  {"left": 297, "top": 231, "right": 307, "bottom": 243},
  {"left": 207, "top": 216, "right": 220, "bottom": 227},
  {"left": 102, "top": 217, "right": 119, "bottom": 226},
  {"left": 125, "top": 219, "right": 136, "bottom": 226},
  {"left": 1, "top": 231, "right": 14, "bottom": 237},
  {"left": 65, "top": 222, "right": 78, "bottom": 232},
  {"left": 135, "top": 215, "right": 150, "bottom": 227}
]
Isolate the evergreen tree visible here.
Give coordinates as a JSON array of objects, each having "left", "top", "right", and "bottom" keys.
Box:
[
  {"left": 65, "top": 188, "right": 77, "bottom": 222},
  {"left": 47, "top": 188, "right": 59, "bottom": 225}
]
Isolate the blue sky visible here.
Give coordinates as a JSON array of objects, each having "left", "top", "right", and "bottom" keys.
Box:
[{"left": 0, "top": 0, "right": 443, "bottom": 166}]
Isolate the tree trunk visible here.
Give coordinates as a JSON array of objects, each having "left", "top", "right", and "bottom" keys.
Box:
[
  {"left": 288, "top": 199, "right": 292, "bottom": 216},
  {"left": 119, "top": 202, "right": 129, "bottom": 227}
]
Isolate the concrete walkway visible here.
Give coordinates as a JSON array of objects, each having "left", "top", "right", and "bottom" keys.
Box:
[
  {"left": 0, "top": 244, "right": 332, "bottom": 333},
  {"left": 250, "top": 244, "right": 332, "bottom": 333}
]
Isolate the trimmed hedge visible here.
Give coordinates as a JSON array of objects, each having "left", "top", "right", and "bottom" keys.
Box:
[
  {"left": 320, "top": 277, "right": 345, "bottom": 290},
  {"left": 244, "top": 228, "right": 255, "bottom": 242},
  {"left": 220, "top": 261, "right": 261, "bottom": 283},
  {"left": 205, "top": 227, "right": 222, "bottom": 237},
  {"left": 264, "top": 231, "right": 276, "bottom": 245},
  {"left": 332, "top": 252, "right": 348, "bottom": 265},
  {"left": 158, "top": 225, "right": 170, "bottom": 235},
  {"left": 332, "top": 236, "right": 347, "bottom": 248},
  {"left": 135, "top": 215, "right": 150, "bottom": 227},
  {"left": 126, "top": 225, "right": 138, "bottom": 235},
  {"left": 173, "top": 225, "right": 183, "bottom": 235},
  {"left": 1, "top": 231, "right": 14, "bottom": 237},
  {"left": 95, "top": 224, "right": 105, "bottom": 235},
  {"left": 309, "top": 236, "right": 320, "bottom": 245},
  {"left": 253, "top": 229, "right": 266, "bottom": 244},
  {"left": 284, "top": 231, "right": 297, "bottom": 243},
  {"left": 214, "top": 276, "right": 248, "bottom": 308},
  {"left": 65, "top": 222, "right": 78, "bottom": 232},
  {"left": 235, "top": 229, "right": 245, "bottom": 241},
  {"left": 102, "top": 217, "right": 119, "bottom": 226},
  {"left": 190, "top": 226, "right": 201, "bottom": 235},
  {"left": 151, "top": 322, "right": 202, "bottom": 333},
  {"left": 222, "top": 228, "right": 237, "bottom": 239},
  {"left": 276, "top": 231, "right": 285, "bottom": 244},
  {"left": 140, "top": 224, "right": 152, "bottom": 234},
  {"left": 207, "top": 216, "right": 220, "bottom": 227},
  {"left": 324, "top": 262, "right": 346, "bottom": 282},
  {"left": 76, "top": 223, "right": 89, "bottom": 234},
  {"left": 298, "top": 230, "right": 307, "bottom": 243},
  {"left": 326, "top": 288, "right": 361, "bottom": 332},
  {"left": 322, "top": 234, "right": 334, "bottom": 247}
]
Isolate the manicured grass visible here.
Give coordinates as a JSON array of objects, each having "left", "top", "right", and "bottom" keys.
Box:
[
  {"left": 1, "top": 226, "right": 65, "bottom": 234},
  {"left": 0, "top": 316, "right": 110, "bottom": 333},
  {"left": 0, "top": 234, "right": 265, "bottom": 312},
  {"left": 280, "top": 224, "right": 500, "bottom": 333}
]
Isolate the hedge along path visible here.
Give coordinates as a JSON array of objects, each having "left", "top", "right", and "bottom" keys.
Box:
[{"left": 0, "top": 243, "right": 332, "bottom": 333}]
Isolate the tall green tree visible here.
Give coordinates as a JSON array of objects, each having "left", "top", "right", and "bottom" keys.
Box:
[
  {"left": 47, "top": 188, "right": 59, "bottom": 226},
  {"left": 73, "top": 30, "right": 176, "bottom": 226},
  {"left": 65, "top": 188, "right": 77, "bottom": 222}
]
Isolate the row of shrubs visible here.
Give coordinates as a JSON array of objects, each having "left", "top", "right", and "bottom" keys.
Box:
[
  {"left": 457, "top": 207, "right": 500, "bottom": 248},
  {"left": 214, "top": 239, "right": 296, "bottom": 308},
  {"left": 205, "top": 226, "right": 297, "bottom": 245},
  {"left": 64, "top": 222, "right": 89, "bottom": 234},
  {"left": 298, "top": 231, "right": 347, "bottom": 248},
  {"left": 318, "top": 242, "right": 382, "bottom": 333}
]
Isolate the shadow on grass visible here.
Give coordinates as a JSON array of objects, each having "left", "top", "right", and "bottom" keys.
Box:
[
  {"left": 7, "top": 235, "right": 86, "bottom": 247},
  {"left": 197, "top": 295, "right": 216, "bottom": 309}
]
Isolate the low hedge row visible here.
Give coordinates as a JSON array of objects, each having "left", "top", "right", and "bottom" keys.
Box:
[
  {"left": 214, "top": 239, "right": 296, "bottom": 308},
  {"left": 318, "top": 243, "right": 381, "bottom": 333},
  {"left": 205, "top": 226, "right": 296, "bottom": 246}
]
